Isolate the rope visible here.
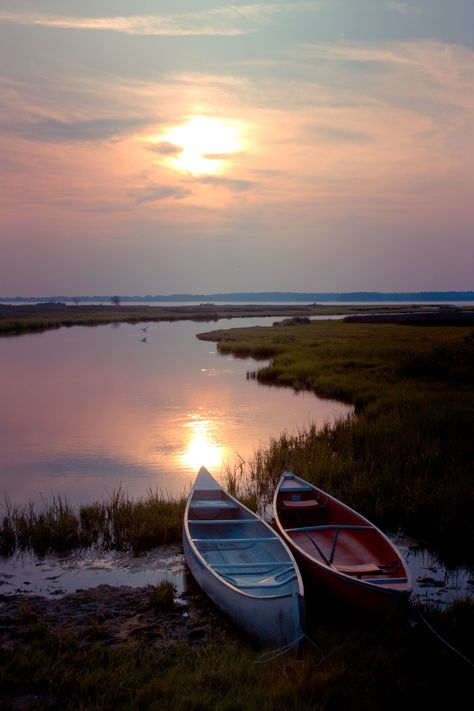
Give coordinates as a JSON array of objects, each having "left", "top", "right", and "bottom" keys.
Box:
[
  {"left": 300, "top": 632, "right": 326, "bottom": 666},
  {"left": 254, "top": 637, "right": 302, "bottom": 664},
  {"left": 254, "top": 632, "right": 325, "bottom": 665},
  {"left": 415, "top": 609, "right": 474, "bottom": 669}
]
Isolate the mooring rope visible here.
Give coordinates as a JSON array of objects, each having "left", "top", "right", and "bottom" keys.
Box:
[
  {"left": 415, "top": 608, "right": 474, "bottom": 669},
  {"left": 254, "top": 632, "right": 325, "bottom": 665}
]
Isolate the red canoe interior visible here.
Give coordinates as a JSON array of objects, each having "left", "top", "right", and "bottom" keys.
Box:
[{"left": 276, "top": 478, "right": 409, "bottom": 589}]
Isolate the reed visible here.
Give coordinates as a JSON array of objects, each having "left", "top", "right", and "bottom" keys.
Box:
[
  {"left": 106, "top": 488, "right": 187, "bottom": 554},
  {"left": 148, "top": 580, "right": 177, "bottom": 611},
  {"left": 0, "top": 489, "right": 187, "bottom": 557}
]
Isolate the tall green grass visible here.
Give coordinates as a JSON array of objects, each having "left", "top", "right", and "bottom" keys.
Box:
[
  {"left": 201, "top": 321, "right": 474, "bottom": 567},
  {"left": 0, "top": 489, "right": 186, "bottom": 557}
]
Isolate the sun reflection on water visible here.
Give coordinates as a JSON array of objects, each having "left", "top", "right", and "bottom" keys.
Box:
[{"left": 179, "top": 414, "right": 224, "bottom": 471}]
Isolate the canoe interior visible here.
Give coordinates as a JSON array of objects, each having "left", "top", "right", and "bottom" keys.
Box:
[
  {"left": 276, "top": 474, "right": 410, "bottom": 590},
  {"left": 188, "top": 477, "right": 299, "bottom": 597}
]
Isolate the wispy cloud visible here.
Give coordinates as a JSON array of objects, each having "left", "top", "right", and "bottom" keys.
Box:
[
  {"left": 135, "top": 185, "right": 192, "bottom": 205},
  {"left": 386, "top": 2, "right": 420, "bottom": 14},
  {"left": 147, "top": 142, "right": 183, "bottom": 156},
  {"left": 194, "top": 175, "right": 255, "bottom": 191},
  {"left": 0, "top": 4, "right": 311, "bottom": 37},
  {"left": 8, "top": 118, "right": 151, "bottom": 143}
]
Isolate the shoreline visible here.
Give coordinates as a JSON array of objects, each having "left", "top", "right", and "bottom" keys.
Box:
[{"left": 0, "top": 302, "right": 465, "bottom": 336}]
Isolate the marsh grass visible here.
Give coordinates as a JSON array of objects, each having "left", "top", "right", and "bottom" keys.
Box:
[
  {"left": 200, "top": 321, "right": 474, "bottom": 567},
  {"left": 0, "top": 489, "right": 187, "bottom": 557},
  {"left": 1, "top": 600, "right": 472, "bottom": 710},
  {"left": 148, "top": 580, "right": 177, "bottom": 611}
]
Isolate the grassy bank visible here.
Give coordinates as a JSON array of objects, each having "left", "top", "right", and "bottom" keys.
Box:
[
  {"left": 199, "top": 320, "right": 474, "bottom": 567},
  {"left": 0, "top": 490, "right": 186, "bottom": 557},
  {"left": 1, "top": 591, "right": 473, "bottom": 710}
]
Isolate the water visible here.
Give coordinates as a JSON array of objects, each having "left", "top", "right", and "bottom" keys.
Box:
[
  {"left": 0, "top": 546, "right": 185, "bottom": 597},
  {"left": 0, "top": 316, "right": 352, "bottom": 506},
  {"left": 392, "top": 534, "right": 473, "bottom": 608},
  {"left": 2, "top": 536, "right": 472, "bottom": 605}
]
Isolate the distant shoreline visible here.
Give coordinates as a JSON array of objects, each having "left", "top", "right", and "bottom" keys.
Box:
[
  {"left": 1, "top": 290, "right": 474, "bottom": 303},
  {"left": 1, "top": 302, "right": 473, "bottom": 337}
]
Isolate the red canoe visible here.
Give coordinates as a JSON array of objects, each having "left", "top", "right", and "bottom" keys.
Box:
[{"left": 273, "top": 472, "right": 412, "bottom": 620}]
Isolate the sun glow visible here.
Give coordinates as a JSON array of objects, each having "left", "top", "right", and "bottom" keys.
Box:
[
  {"left": 151, "top": 116, "right": 243, "bottom": 176},
  {"left": 180, "top": 416, "right": 224, "bottom": 470}
]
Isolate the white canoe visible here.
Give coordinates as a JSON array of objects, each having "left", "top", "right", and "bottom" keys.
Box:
[{"left": 183, "top": 467, "right": 305, "bottom": 648}]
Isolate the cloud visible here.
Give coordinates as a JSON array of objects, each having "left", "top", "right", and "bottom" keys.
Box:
[
  {"left": 386, "top": 2, "right": 420, "bottom": 14},
  {"left": 3, "top": 117, "right": 150, "bottom": 143},
  {"left": 194, "top": 175, "right": 255, "bottom": 191},
  {"left": 0, "top": 4, "right": 313, "bottom": 37},
  {"left": 311, "top": 125, "right": 372, "bottom": 144},
  {"left": 135, "top": 185, "right": 192, "bottom": 205},
  {"left": 148, "top": 142, "right": 183, "bottom": 156}
]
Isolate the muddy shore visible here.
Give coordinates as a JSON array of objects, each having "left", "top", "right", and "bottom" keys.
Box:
[{"left": 0, "top": 580, "right": 234, "bottom": 653}]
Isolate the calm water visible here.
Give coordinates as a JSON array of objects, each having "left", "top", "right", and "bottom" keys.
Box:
[{"left": 0, "top": 317, "right": 352, "bottom": 506}]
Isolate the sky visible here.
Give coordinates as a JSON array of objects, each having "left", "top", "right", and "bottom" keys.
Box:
[{"left": 0, "top": 1, "right": 473, "bottom": 296}]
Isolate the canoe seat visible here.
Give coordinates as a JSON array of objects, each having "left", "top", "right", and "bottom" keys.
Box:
[
  {"left": 220, "top": 567, "right": 296, "bottom": 590},
  {"left": 280, "top": 486, "right": 315, "bottom": 493},
  {"left": 286, "top": 524, "right": 371, "bottom": 532},
  {"left": 189, "top": 500, "right": 240, "bottom": 519},
  {"left": 193, "top": 537, "right": 277, "bottom": 544},
  {"left": 335, "top": 562, "right": 383, "bottom": 576},
  {"left": 189, "top": 519, "right": 255, "bottom": 525},
  {"left": 190, "top": 500, "right": 239, "bottom": 510},
  {"left": 364, "top": 577, "right": 408, "bottom": 585},
  {"left": 213, "top": 562, "right": 293, "bottom": 569},
  {"left": 282, "top": 498, "right": 322, "bottom": 509}
]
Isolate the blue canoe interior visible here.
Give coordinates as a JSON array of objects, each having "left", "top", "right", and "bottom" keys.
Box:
[{"left": 185, "top": 468, "right": 302, "bottom": 598}]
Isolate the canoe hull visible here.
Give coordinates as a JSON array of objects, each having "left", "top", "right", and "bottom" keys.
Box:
[
  {"left": 287, "top": 544, "right": 410, "bottom": 620},
  {"left": 184, "top": 467, "right": 304, "bottom": 648},
  {"left": 183, "top": 531, "right": 304, "bottom": 647},
  {"left": 274, "top": 472, "right": 412, "bottom": 621}
]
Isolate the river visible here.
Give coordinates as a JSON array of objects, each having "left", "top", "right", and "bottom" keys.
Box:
[{"left": 0, "top": 315, "right": 351, "bottom": 506}]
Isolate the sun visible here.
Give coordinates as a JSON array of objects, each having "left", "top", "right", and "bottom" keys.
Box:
[{"left": 151, "top": 116, "right": 242, "bottom": 176}]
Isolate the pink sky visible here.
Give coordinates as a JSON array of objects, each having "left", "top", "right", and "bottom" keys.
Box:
[{"left": 1, "top": 1, "right": 473, "bottom": 295}]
